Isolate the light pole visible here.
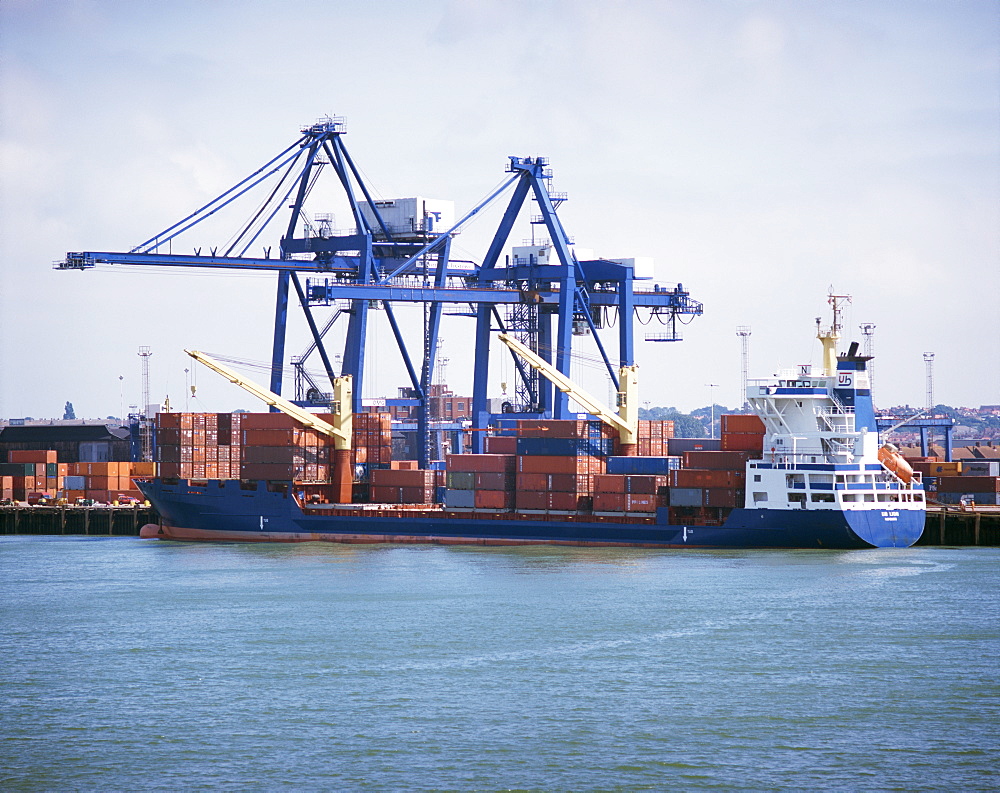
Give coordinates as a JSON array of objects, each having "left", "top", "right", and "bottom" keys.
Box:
[{"left": 705, "top": 383, "right": 719, "bottom": 438}]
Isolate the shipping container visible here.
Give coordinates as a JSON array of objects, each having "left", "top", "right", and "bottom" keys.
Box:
[
  {"left": 474, "top": 472, "right": 513, "bottom": 490},
  {"left": 447, "top": 454, "right": 516, "bottom": 473},
  {"left": 625, "top": 493, "right": 658, "bottom": 512},
  {"left": 593, "top": 492, "right": 626, "bottom": 511},
  {"left": 446, "top": 471, "right": 477, "bottom": 490},
  {"left": 671, "top": 469, "right": 745, "bottom": 488},
  {"left": 720, "top": 414, "right": 766, "bottom": 434},
  {"left": 484, "top": 435, "right": 517, "bottom": 454},
  {"left": 937, "top": 476, "right": 1000, "bottom": 493},
  {"left": 474, "top": 489, "right": 514, "bottom": 510},
  {"left": 721, "top": 433, "right": 766, "bottom": 452},
  {"left": 371, "top": 469, "right": 436, "bottom": 488},
  {"left": 682, "top": 450, "right": 758, "bottom": 471},
  {"left": 668, "top": 487, "right": 704, "bottom": 507},
  {"left": 444, "top": 488, "right": 476, "bottom": 508},
  {"left": 667, "top": 438, "right": 721, "bottom": 455},
  {"left": 961, "top": 461, "right": 999, "bottom": 477},
  {"left": 8, "top": 450, "right": 58, "bottom": 464}
]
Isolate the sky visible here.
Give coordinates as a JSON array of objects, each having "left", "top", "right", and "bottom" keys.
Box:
[{"left": 1, "top": 0, "right": 998, "bottom": 421}]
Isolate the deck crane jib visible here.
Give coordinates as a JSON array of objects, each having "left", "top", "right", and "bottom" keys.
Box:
[{"left": 57, "top": 116, "right": 704, "bottom": 466}]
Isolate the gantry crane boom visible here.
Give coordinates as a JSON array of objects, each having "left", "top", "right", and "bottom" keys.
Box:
[
  {"left": 185, "top": 349, "right": 353, "bottom": 449},
  {"left": 496, "top": 334, "right": 639, "bottom": 451}
]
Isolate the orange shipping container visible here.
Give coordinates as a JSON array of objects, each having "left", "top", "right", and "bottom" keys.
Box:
[{"left": 474, "top": 489, "right": 514, "bottom": 510}]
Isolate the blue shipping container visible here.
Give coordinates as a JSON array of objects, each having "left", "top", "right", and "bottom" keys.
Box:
[
  {"left": 606, "top": 456, "right": 681, "bottom": 475},
  {"left": 516, "top": 437, "right": 612, "bottom": 457}
]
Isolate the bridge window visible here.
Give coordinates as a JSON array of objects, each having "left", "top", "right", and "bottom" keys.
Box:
[
  {"left": 753, "top": 492, "right": 768, "bottom": 504},
  {"left": 811, "top": 493, "right": 835, "bottom": 503}
]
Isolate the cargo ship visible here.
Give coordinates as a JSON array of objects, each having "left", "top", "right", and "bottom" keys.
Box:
[{"left": 137, "top": 320, "right": 926, "bottom": 549}]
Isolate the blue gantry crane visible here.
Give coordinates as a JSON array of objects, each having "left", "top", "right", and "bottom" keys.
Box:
[{"left": 59, "top": 117, "right": 703, "bottom": 466}]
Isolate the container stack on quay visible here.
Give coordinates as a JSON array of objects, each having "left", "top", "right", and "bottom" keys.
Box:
[
  {"left": 908, "top": 458, "right": 1000, "bottom": 506},
  {"left": 0, "top": 450, "right": 153, "bottom": 504}
]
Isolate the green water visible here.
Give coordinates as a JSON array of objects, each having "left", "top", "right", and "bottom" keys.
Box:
[{"left": 1, "top": 537, "right": 998, "bottom": 790}]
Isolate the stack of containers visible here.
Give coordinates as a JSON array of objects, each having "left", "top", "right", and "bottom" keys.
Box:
[
  {"left": 515, "top": 419, "right": 609, "bottom": 512},
  {"left": 241, "top": 413, "right": 328, "bottom": 481},
  {"left": 935, "top": 460, "right": 1000, "bottom": 505},
  {"left": 67, "top": 461, "right": 146, "bottom": 503},
  {"left": 370, "top": 467, "right": 437, "bottom": 504},
  {"left": 636, "top": 420, "right": 675, "bottom": 456},
  {"left": 1, "top": 475, "right": 12, "bottom": 501},
  {"left": 444, "top": 453, "right": 516, "bottom": 511},
  {"left": 670, "top": 448, "right": 756, "bottom": 508},
  {"left": 157, "top": 412, "right": 243, "bottom": 480},
  {"left": 720, "top": 414, "right": 766, "bottom": 451},
  {"left": 592, "top": 473, "right": 669, "bottom": 514},
  {"left": 346, "top": 411, "right": 393, "bottom": 467},
  {"left": 0, "top": 451, "right": 65, "bottom": 500}
]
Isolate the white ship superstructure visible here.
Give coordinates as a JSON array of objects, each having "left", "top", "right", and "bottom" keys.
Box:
[{"left": 741, "top": 298, "right": 925, "bottom": 527}]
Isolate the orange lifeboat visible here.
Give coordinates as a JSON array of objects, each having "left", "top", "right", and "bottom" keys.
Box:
[{"left": 879, "top": 444, "right": 913, "bottom": 483}]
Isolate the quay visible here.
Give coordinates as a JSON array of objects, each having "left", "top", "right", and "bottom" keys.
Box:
[
  {"left": 0, "top": 504, "right": 158, "bottom": 536},
  {"left": 0, "top": 504, "right": 998, "bottom": 546}
]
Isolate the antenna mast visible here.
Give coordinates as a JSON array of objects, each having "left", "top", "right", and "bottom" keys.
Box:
[
  {"left": 859, "top": 323, "right": 876, "bottom": 389},
  {"left": 923, "top": 352, "right": 935, "bottom": 409},
  {"left": 736, "top": 326, "right": 751, "bottom": 408}
]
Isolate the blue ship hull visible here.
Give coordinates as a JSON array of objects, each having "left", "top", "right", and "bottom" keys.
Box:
[{"left": 137, "top": 479, "right": 924, "bottom": 549}]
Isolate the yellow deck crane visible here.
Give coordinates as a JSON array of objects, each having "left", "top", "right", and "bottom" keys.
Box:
[
  {"left": 185, "top": 350, "right": 355, "bottom": 503},
  {"left": 496, "top": 334, "right": 640, "bottom": 455}
]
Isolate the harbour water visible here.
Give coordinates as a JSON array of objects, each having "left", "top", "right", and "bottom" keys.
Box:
[{"left": 2, "top": 537, "right": 998, "bottom": 791}]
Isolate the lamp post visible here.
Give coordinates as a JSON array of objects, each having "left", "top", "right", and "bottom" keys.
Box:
[{"left": 705, "top": 383, "right": 719, "bottom": 438}]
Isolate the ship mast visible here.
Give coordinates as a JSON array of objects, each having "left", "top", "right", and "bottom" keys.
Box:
[{"left": 816, "top": 290, "right": 851, "bottom": 375}]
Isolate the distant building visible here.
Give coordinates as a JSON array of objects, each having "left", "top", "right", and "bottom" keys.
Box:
[{"left": 0, "top": 424, "right": 131, "bottom": 463}]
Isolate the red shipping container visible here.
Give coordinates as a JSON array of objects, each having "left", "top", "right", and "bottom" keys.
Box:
[
  {"left": 671, "top": 469, "right": 744, "bottom": 488},
  {"left": 548, "top": 473, "right": 583, "bottom": 492},
  {"left": 516, "top": 472, "right": 549, "bottom": 490},
  {"left": 9, "top": 450, "right": 58, "bottom": 464},
  {"left": 593, "top": 492, "right": 626, "bottom": 511},
  {"left": 390, "top": 460, "right": 420, "bottom": 470},
  {"left": 240, "top": 412, "right": 298, "bottom": 430},
  {"left": 517, "top": 455, "right": 588, "bottom": 475},
  {"left": 721, "top": 434, "right": 765, "bottom": 452},
  {"left": 721, "top": 414, "right": 765, "bottom": 434},
  {"left": 683, "top": 451, "right": 757, "bottom": 471},
  {"left": 370, "top": 485, "right": 401, "bottom": 504},
  {"left": 447, "top": 454, "right": 516, "bottom": 473},
  {"left": 372, "top": 469, "right": 436, "bottom": 488},
  {"left": 475, "top": 472, "right": 512, "bottom": 490},
  {"left": 240, "top": 463, "right": 300, "bottom": 480},
  {"left": 484, "top": 435, "right": 517, "bottom": 454},
  {"left": 157, "top": 412, "right": 181, "bottom": 429},
  {"left": 704, "top": 487, "right": 744, "bottom": 508},
  {"left": 938, "top": 476, "right": 1000, "bottom": 493},
  {"left": 474, "top": 489, "right": 514, "bottom": 510},
  {"left": 399, "top": 486, "right": 434, "bottom": 504},
  {"left": 593, "top": 474, "right": 627, "bottom": 494}
]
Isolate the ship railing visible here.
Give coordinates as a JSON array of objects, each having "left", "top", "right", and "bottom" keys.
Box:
[{"left": 818, "top": 405, "right": 855, "bottom": 416}]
